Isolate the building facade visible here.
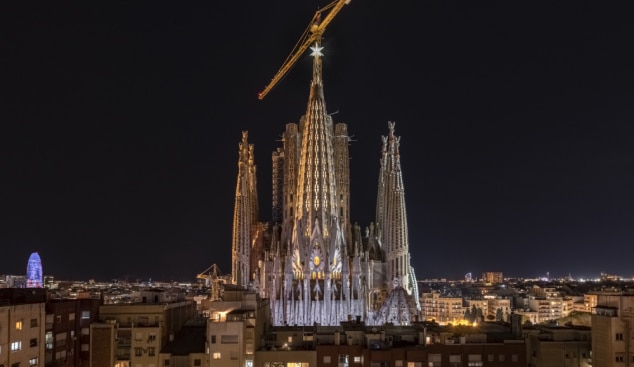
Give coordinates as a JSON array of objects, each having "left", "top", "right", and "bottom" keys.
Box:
[
  {"left": 89, "top": 290, "right": 197, "bottom": 367},
  {"left": 0, "top": 289, "right": 47, "bottom": 367},
  {"left": 230, "top": 41, "right": 420, "bottom": 327},
  {"left": 591, "top": 293, "right": 634, "bottom": 367}
]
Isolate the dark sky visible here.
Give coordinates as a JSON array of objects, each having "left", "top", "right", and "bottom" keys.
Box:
[{"left": 3, "top": 2, "right": 634, "bottom": 282}]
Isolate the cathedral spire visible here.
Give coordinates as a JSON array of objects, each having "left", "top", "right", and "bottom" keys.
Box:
[
  {"left": 231, "top": 131, "right": 259, "bottom": 289},
  {"left": 375, "top": 122, "right": 415, "bottom": 294},
  {"left": 295, "top": 42, "right": 339, "bottom": 233}
]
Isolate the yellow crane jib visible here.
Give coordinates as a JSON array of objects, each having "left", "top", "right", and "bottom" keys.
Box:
[{"left": 257, "top": 0, "right": 351, "bottom": 100}]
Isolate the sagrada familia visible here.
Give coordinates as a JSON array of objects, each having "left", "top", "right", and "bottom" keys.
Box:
[{"left": 230, "top": 43, "right": 420, "bottom": 326}]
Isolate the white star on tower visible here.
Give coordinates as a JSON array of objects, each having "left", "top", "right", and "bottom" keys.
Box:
[{"left": 310, "top": 44, "right": 324, "bottom": 57}]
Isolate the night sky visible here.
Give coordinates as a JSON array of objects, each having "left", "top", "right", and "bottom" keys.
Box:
[{"left": 3, "top": 2, "right": 634, "bottom": 282}]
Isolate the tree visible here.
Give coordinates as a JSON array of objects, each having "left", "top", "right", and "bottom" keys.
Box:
[
  {"left": 464, "top": 308, "right": 472, "bottom": 322},
  {"left": 475, "top": 307, "right": 483, "bottom": 322},
  {"left": 471, "top": 304, "right": 478, "bottom": 322},
  {"left": 496, "top": 308, "right": 504, "bottom": 322}
]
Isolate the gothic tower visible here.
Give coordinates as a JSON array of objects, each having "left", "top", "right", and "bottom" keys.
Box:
[
  {"left": 231, "top": 131, "right": 259, "bottom": 289},
  {"left": 376, "top": 122, "right": 414, "bottom": 295}
]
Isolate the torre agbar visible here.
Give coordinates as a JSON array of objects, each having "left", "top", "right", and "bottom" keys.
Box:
[{"left": 231, "top": 43, "right": 420, "bottom": 326}]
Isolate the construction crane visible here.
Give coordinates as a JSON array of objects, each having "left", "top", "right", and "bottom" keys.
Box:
[
  {"left": 257, "top": 0, "right": 352, "bottom": 100},
  {"left": 196, "top": 264, "right": 225, "bottom": 301}
]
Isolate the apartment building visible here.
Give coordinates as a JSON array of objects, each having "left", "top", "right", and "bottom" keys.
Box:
[
  {"left": 592, "top": 293, "right": 634, "bottom": 366},
  {"left": 0, "top": 288, "right": 46, "bottom": 367},
  {"left": 418, "top": 292, "right": 464, "bottom": 324},
  {"left": 89, "top": 289, "right": 197, "bottom": 367}
]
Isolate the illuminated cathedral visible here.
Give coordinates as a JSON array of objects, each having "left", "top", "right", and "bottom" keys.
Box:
[{"left": 230, "top": 43, "right": 420, "bottom": 326}]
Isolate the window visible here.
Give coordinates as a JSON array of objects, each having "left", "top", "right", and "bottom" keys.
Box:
[
  {"left": 164, "top": 360, "right": 170, "bottom": 366},
  {"left": 211, "top": 335, "right": 216, "bottom": 344},
  {"left": 221, "top": 335, "right": 238, "bottom": 344},
  {"left": 487, "top": 355, "right": 494, "bottom": 362},
  {"left": 135, "top": 332, "right": 143, "bottom": 341},
  {"left": 81, "top": 311, "right": 90, "bottom": 319},
  {"left": 449, "top": 355, "right": 461, "bottom": 366},
  {"left": 69, "top": 313, "right": 75, "bottom": 321},
  {"left": 148, "top": 333, "right": 156, "bottom": 342},
  {"left": 134, "top": 348, "right": 142, "bottom": 357},
  {"left": 616, "top": 333, "right": 624, "bottom": 341},
  {"left": 212, "top": 353, "right": 221, "bottom": 360},
  {"left": 55, "top": 350, "right": 66, "bottom": 361},
  {"left": 31, "top": 319, "right": 38, "bottom": 328},
  {"left": 339, "top": 355, "right": 349, "bottom": 367},
  {"left": 148, "top": 347, "right": 155, "bottom": 356},
  {"left": 354, "top": 357, "right": 361, "bottom": 363},
  {"left": 194, "top": 360, "right": 201, "bottom": 366},
  {"left": 395, "top": 361, "right": 402, "bottom": 367},
  {"left": 55, "top": 332, "right": 66, "bottom": 347},
  {"left": 324, "top": 357, "right": 331, "bottom": 364},
  {"left": 616, "top": 355, "right": 624, "bottom": 362},
  {"left": 81, "top": 328, "right": 89, "bottom": 336},
  {"left": 16, "top": 321, "right": 23, "bottom": 330},
  {"left": 428, "top": 354, "right": 441, "bottom": 367},
  {"left": 29, "top": 358, "right": 37, "bottom": 367},
  {"left": 11, "top": 341, "right": 22, "bottom": 351},
  {"left": 467, "top": 354, "right": 482, "bottom": 367},
  {"left": 45, "top": 332, "right": 53, "bottom": 350},
  {"left": 11, "top": 363, "right": 20, "bottom": 367},
  {"left": 30, "top": 338, "right": 38, "bottom": 347},
  {"left": 287, "top": 336, "right": 293, "bottom": 343},
  {"left": 81, "top": 344, "right": 89, "bottom": 352},
  {"left": 512, "top": 354, "right": 518, "bottom": 362},
  {"left": 498, "top": 355, "right": 505, "bottom": 362}
]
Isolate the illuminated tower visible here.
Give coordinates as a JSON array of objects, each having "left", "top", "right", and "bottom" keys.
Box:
[
  {"left": 375, "top": 122, "right": 417, "bottom": 297},
  {"left": 26, "top": 252, "right": 43, "bottom": 288},
  {"left": 231, "top": 131, "right": 259, "bottom": 289}
]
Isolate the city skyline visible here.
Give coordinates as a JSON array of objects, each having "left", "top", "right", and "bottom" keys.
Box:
[{"left": 3, "top": 2, "right": 634, "bottom": 281}]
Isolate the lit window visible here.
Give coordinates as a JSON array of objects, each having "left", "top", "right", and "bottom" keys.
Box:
[
  {"left": 16, "top": 321, "right": 23, "bottom": 330},
  {"left": 213, "top": 353, "right": 221, "bottom": 360},
  {"left": 81, "top": 311, "right": 90, "bottom": 319},
  {"left": 324, "top": 357, "right": 331, "bottom": 364},
  {"left": 29, "top": 358, "right": 38, "bottom": 366},
  {"left": 354, "top": 357, "right": 361, "bottom": 363},
  {"left": 81, "top": 344, "right": 89, "bottom": 352},
  {"left": 11, "top": 341, "right": 22, "bottom": 351},
  {"left": 69, "top": 313, "right": 75, "bottom": 321}
]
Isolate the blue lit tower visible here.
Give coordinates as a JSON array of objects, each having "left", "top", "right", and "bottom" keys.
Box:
[{"left": 26, "top": 252, "right": 43, "bottom": 288}]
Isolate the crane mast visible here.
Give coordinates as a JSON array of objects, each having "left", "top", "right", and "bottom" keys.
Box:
[{"left": 257, "top": 0, "right": 352, "bottom": 100}]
